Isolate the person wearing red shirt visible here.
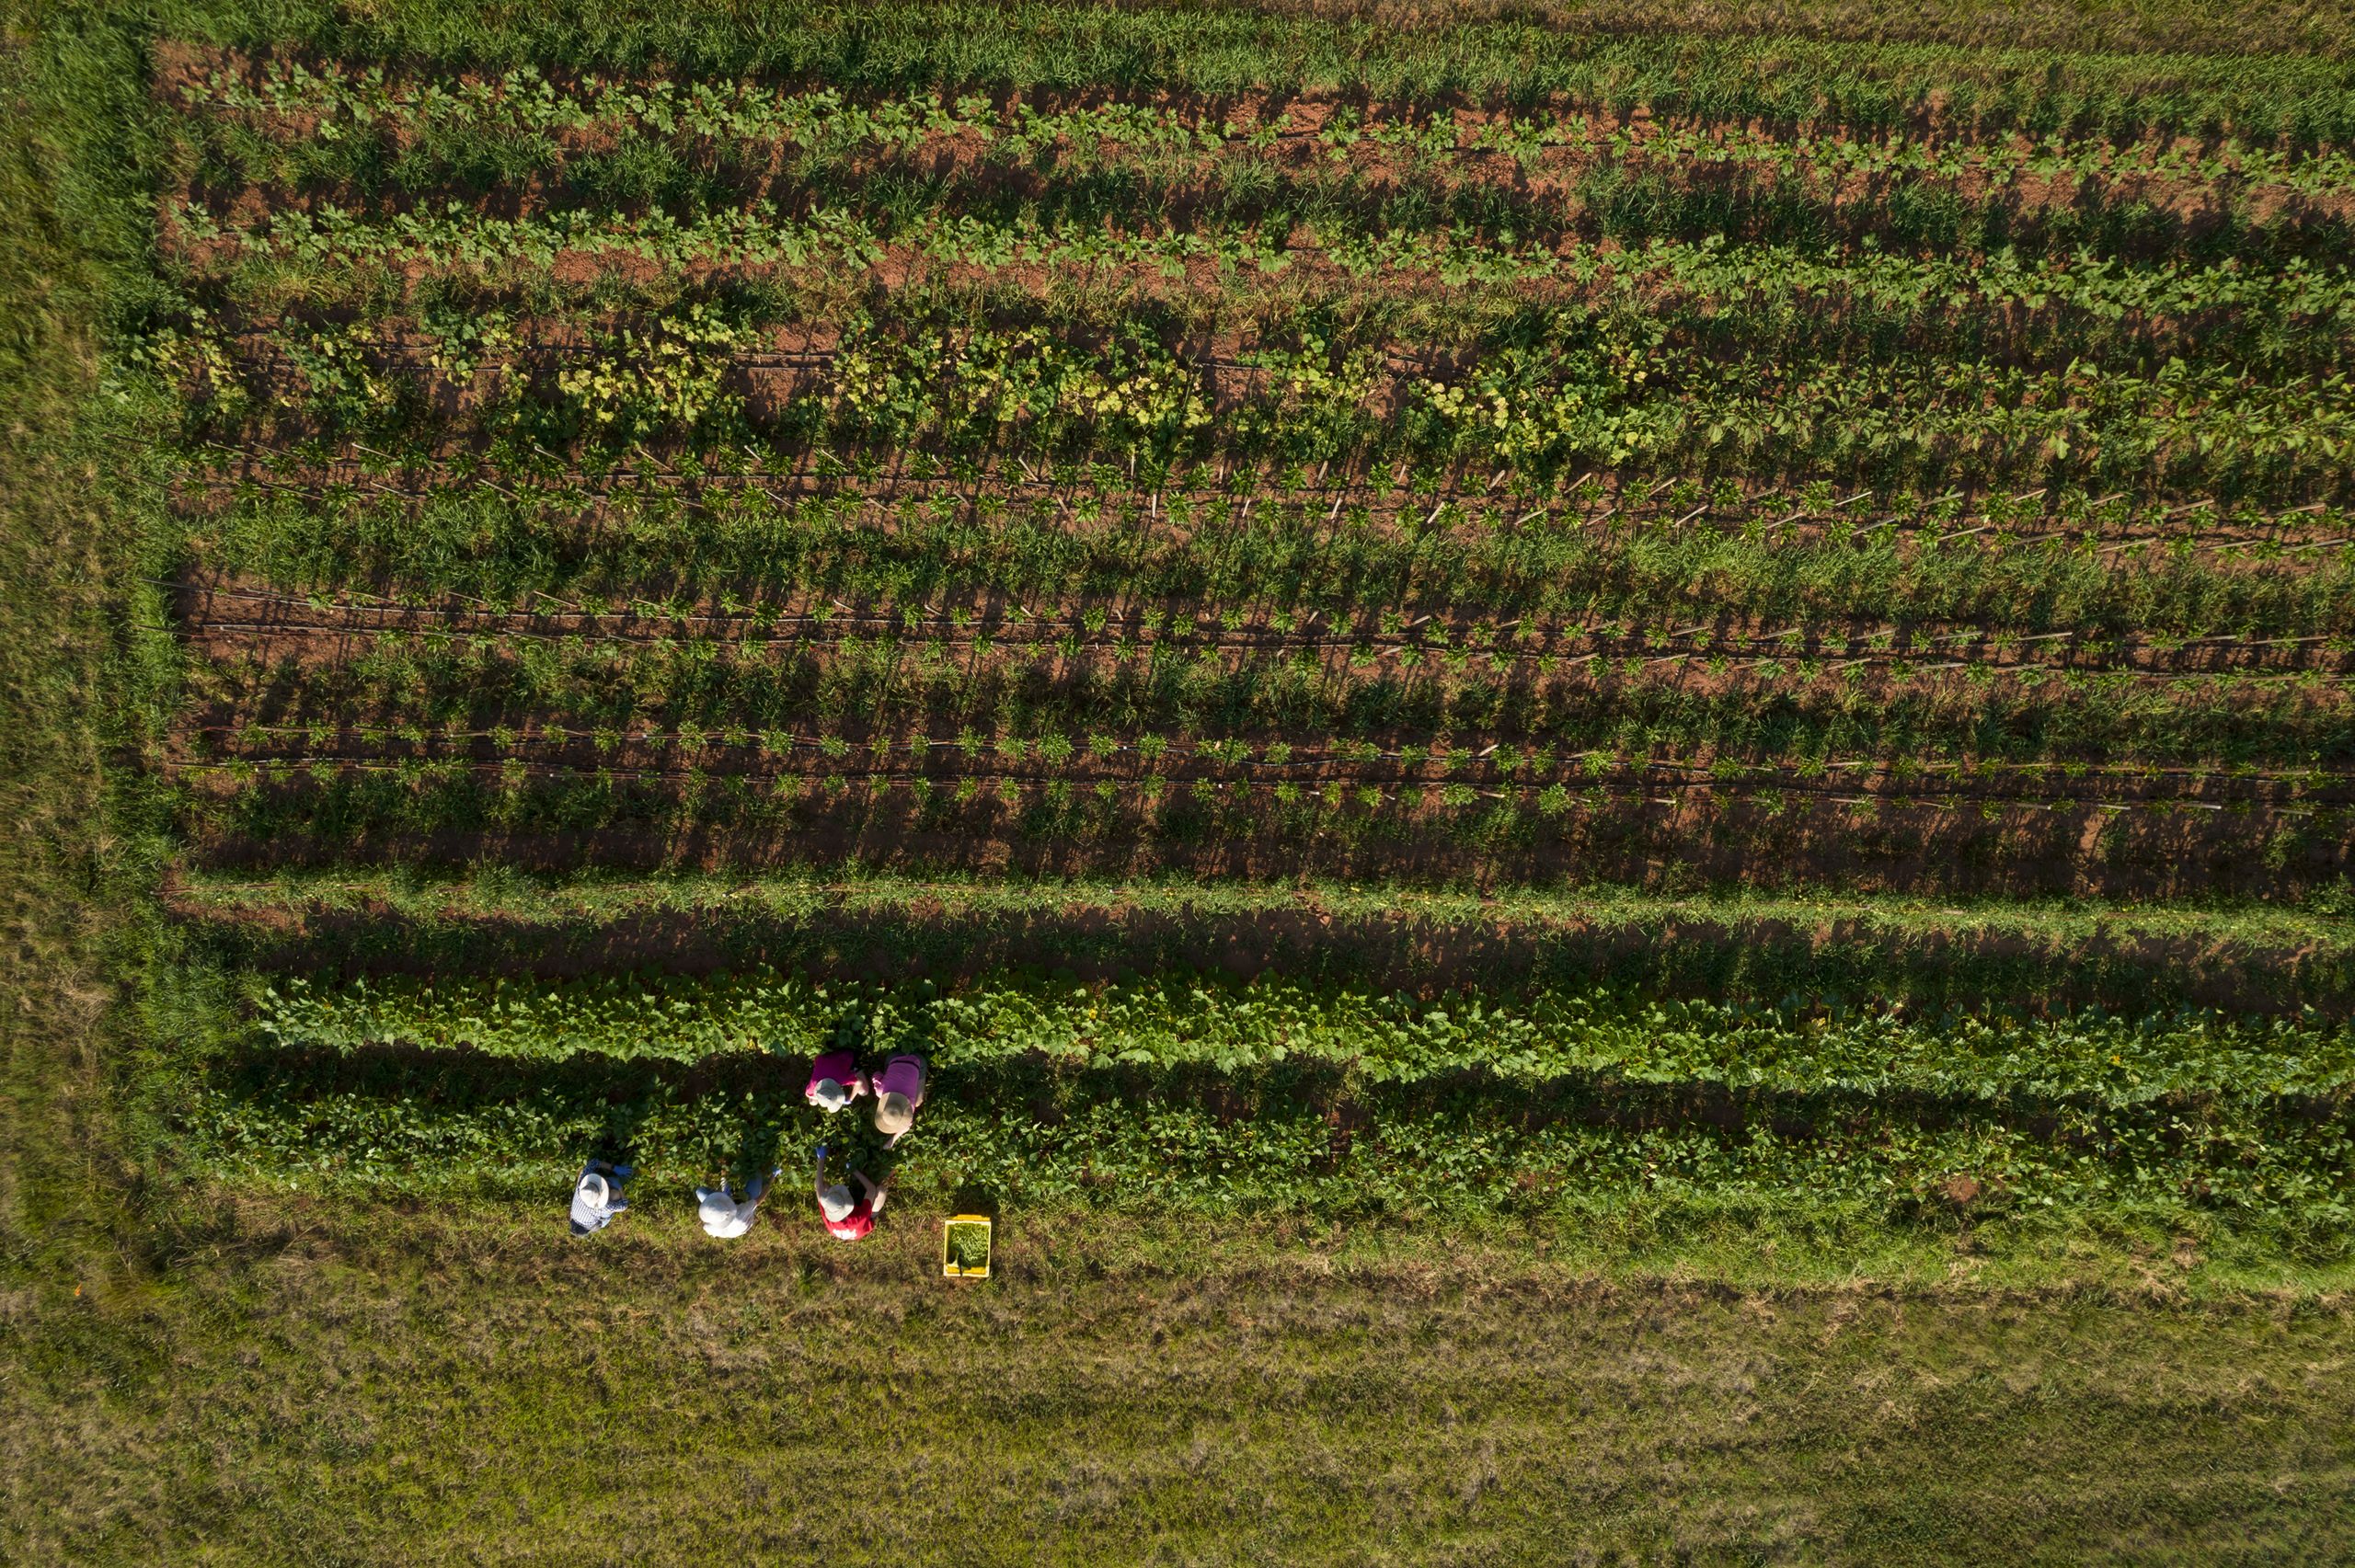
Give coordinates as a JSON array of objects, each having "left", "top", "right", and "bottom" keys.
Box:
[{"left": 813, "top": 1144, "right": 884, "bottom": 1241}]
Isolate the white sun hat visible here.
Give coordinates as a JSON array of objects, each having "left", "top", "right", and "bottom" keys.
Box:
[
  {"left": 816, "top": 1182, "right": 855, "bottom": 1222},
  {"left": 577, "top": 1171, "right": 611, "bottom": 1207},
  {"left": 810, "top": 1077, "right": 853, "bottom": 1112}
]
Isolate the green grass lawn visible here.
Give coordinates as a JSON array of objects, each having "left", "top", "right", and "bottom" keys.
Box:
[{"left": 6, "top": 1198, "right": 2354, "bottom": 1564}]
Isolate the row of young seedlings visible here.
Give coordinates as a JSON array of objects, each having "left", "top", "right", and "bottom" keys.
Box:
[
  {"left": 160, "top": 312, "right": 2355, "bottom": 497},
  {"left": 179, "top": 64, "right": 2355, "bottom": 188},
  {"left": 179, "top": 625, "right": 2355, "bottom": 767},
  {"left": 164, "top": 212, "right": 2355, "bottom": 348},
  {"left": 170, "top": 436, "right": 2355, "bottom": 547},
  {"left": 163, "top": 32, "right": 2355, "bottom": 144},
  {"left": 169, "top": 759, "right": 2355, "bottom": 845},
  {"left": 179, "top": 583, "right": 2355, "bottom": 675},
  {"left": 176, "top": 725, "right": 2355, "bottom": 806},
  {"left": 173, "top": 239, "right": 2355, "bottom": 396},
  {"left": 184, "top": 639, "right": 2355, "bottom": 770}
]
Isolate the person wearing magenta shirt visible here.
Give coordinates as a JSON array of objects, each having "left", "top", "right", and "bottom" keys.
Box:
[
  {"left": 871, "top": 1052, "right": 927, "bottom": 1148},
  {"left": 813, "top": 1144, "right": 883, "bottom": 1241},
  {"left": 804, "top": 1047, "right": 870, "bottom": 1114}
]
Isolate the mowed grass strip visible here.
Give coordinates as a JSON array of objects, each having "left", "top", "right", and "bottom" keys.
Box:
[{"left": 7, "top": 1198, "right": 2355, "bottom": 1563}]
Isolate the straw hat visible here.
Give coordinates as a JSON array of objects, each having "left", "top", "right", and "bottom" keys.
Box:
[{"left": 875, "top": 1093, "right": 913, "bottom": 1137}]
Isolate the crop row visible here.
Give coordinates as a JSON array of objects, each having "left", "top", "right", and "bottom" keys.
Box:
[
  {"left": 170, "top": 190, "right": 2355, "bottom": 315},
  {"left": 176, "top": 442, "right": 2355, "bottom": 549},
  {"left": 175, "top": 733, "right": 2355, "bottom": 811},
  {"left": 161, "top": 322, "right": 2355, "bottom": 498},
  {"left": 177, "top": 1061, "right": 2355, "bottom": 1247},
  {"left": 181, "top": 635, "right": 2355, "bottom": 771},
  {"left": 178, "top": 758, "right": 2355, "bottom": 838},
  {"left": 247, "top": 971, "right": 2355, "bottom": 1102},
  {"left": 171, "top": 247, "right": 2355, "bottom": 395},
  {"left": 176, "top": 75, "right": 2355, "bottom": 200},
  {"left": 182, "top": 585, "right": 2355, "bottom": 669},
  {"left": 181, "top": 765, "right": 2352, "bottom": 898},
  {"left": 172, "top": 865, "right": 2355, "bottom": 1019},
  {"left": 183, "top": 971, "right": 2355, "bottom": 1243},
  {"left": 164, "top": 32, "right": 2355, "bottom": 145},
  {"left": 189, "top": 489, "right": 2355, "bottom": 640},
  {"left": 174, "top": 238, "right": 2355, "bottom": 383}
]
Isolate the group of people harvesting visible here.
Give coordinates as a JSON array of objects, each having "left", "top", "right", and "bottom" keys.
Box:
[{"left": 565, "top": 1047, "right": 927, "bottom": 1242}]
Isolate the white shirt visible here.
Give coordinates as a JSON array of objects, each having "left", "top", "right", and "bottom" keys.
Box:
[{"left": 696, "top": 1185, "right": 759, "bottom": 1239}]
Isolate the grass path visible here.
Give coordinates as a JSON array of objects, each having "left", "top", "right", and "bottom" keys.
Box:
[{"left": 6, "top": 1199, "right": 2354, "bottom": 1563}]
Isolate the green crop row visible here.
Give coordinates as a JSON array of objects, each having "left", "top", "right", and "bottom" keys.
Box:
[
  {"left": 176, "top": 74, "right": 2355, "bottom": 198},
  {"left": 159, "top": 315, "right": 2355, "bottom": 500},
  {"left": 182, "top": 449, "right": 2352, "bottom": 547},
  {"left": 178, "top": 761, "right": 2353, "bottom": 901},
  {"left": 188, "top": 607, "right": 2355, "bottom": 758},
  {"left": 177, "top": 1048, "right": 2355, "bottom": 1260},
  {"left": 196, "top": 487, "right": 2355, "bottom": 642},
  {"left": 183, "top": 61, "right": 2355, "bottom": 158},
  {"left": 168, "top": 167, "right": 2355, "bottom": 307},
  {"left": 248, "top": 970, "right": 2355, "bottom": 1104},
  {"left": 187, "top": 622, "right": 2355, "bottom": 769},
  {"left": 161, "top": 14, "right": 2355, "bottom": 142},
  {"left": 173, "top": 238, "right": 2355, "bottom": 385},
  {"left": 169, "top": 865, "right": 2355, "bottom": 1017}
]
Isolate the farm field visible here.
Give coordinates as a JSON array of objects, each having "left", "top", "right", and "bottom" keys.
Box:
[{"left": 7, "top": 0, "right": 2355, "bottom": 1560}]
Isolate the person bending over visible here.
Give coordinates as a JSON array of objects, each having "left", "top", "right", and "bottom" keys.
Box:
[
  {"left": 872, "top": 1051, "right": 927, "bottom": 1148},
  {"left": 695, "top": 1166, "right": 780, "bottom": 1240},
  {"left": 805, "top": 1047, "right": 870, "bottom": 1114},
  {"left": 569, "top": 1159, "right": 633, "bottom": 1236},
  {"left": 812, "top": 1144, "right": 884, "bottom": 1241}
]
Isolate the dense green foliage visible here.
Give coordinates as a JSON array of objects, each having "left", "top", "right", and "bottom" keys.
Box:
[{"left": 252, "top": 969, "right": 2355, "bottom": 1104}]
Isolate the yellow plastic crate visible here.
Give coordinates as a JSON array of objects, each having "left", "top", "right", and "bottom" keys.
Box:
[{"left": 942, "top": 1214, "right": 992, "bottom": 1279}]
